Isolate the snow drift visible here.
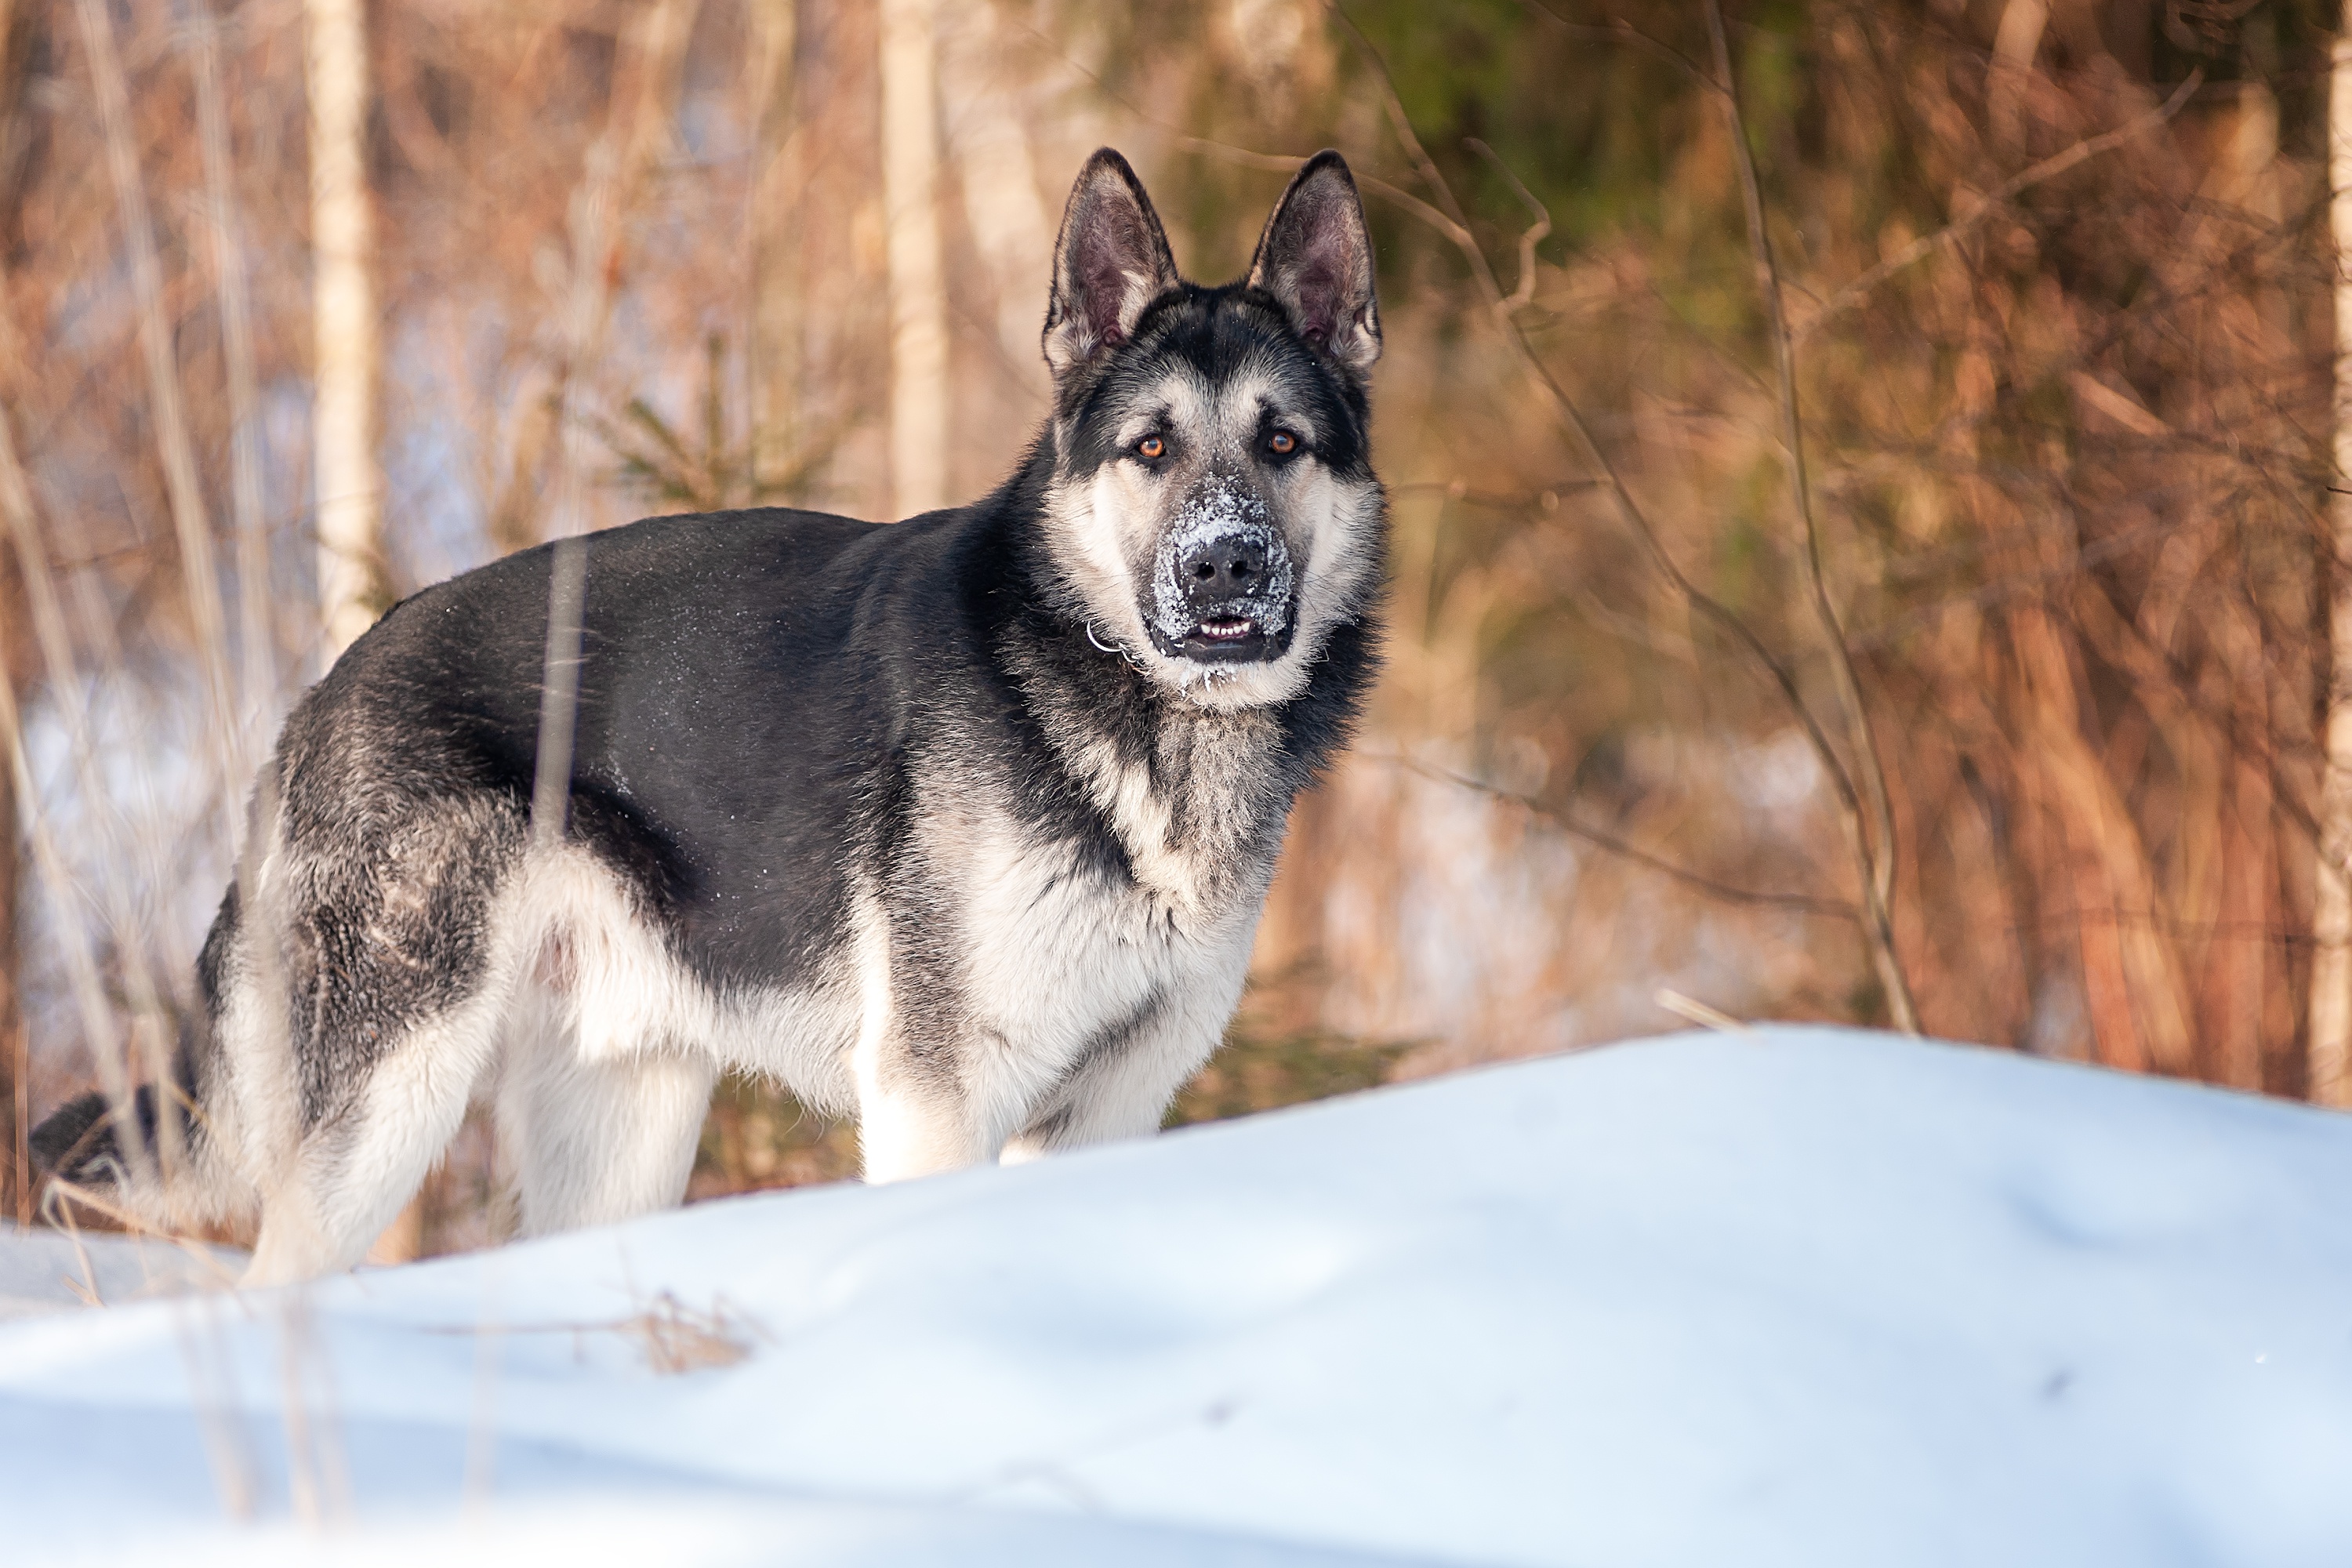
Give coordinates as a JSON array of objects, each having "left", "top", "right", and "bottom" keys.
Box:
[{"left": 3, "top": 1026, "right": 2349, "bottom": 1566}]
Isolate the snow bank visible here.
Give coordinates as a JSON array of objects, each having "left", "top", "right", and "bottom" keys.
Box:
[
  {"left": 4, "top": 1027, "right": 2350, "bottom": 1567},
  {"left": 0, "top": 1228, "right": 245, "bottom": 1320}
]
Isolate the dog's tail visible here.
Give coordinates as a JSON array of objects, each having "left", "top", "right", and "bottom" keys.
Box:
[
  {"left": 31, "top": 1083, "right": 165, "bottom": 1187},
  {"left": 29, "top": 1047, "right": 227, "bottom": 1229}
]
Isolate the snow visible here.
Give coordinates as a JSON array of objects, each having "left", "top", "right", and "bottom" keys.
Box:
[
  {"left": 4, "top": 1026, "right": 2351, "bottom": 1566},
  {"left": 0, "top": 1228, "right": 246, "bottom": 1320},
  {"left": 1149, "top": 474, "right": 1293, "bottom": 646}
]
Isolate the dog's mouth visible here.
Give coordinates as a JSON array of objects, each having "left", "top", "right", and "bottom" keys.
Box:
[
  {"left": 1147, "top": 510, "right": 1297, "bottom": 667},
  {"left": 1180, "top": 614, "right": 1279, "bottom": 662}
]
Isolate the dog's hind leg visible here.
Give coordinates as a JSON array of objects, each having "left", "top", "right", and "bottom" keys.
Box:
[
  {"left": 242, "top": 1002, "right": 501, "bottom": 1286},
  {"left": 495, "top": 996, "right": 715, "bottom": 1237},
  {"left": 234, "top": 795, "right": 521, "bottom": 1287}
]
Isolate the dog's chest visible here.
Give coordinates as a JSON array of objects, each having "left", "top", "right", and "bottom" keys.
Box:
[{"left": 931, "top": 786, "right": 1268, "bottom": 1059}]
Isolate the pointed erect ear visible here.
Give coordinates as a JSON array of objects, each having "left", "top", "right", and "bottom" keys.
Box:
[
  {"left": 1247, "top": 151, "right": 1381, "bottom": 374},
  {"left": 1044, "top": 149, "right": 1181, "bottom": 378}
]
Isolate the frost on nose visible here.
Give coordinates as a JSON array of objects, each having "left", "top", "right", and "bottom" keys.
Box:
[{"left": 1149, "top": 476, "right": 1294, "bottom": 646}]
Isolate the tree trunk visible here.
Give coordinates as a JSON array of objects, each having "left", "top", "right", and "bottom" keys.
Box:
[
  {"left": 750, "top": 0, "right": 803, "bottom": 488},
  {"left": 940, "top": 2, "right": 1051, "bottom": 383},
  {"left": 0, "top": 0, "right": 23, "bottom": 1228},
  {"left": 0, "top": 642, "right": 19, "bottom": 1225},
  {"left": 488, "top": 0, "right": 694, "bottom": 553},
  {"left": 308, "top": 0, "right": 412, "bottom": 1260},
  {"left": 193, "top": 0, "right": 274, "bottom": 737},
  {"left": 880, "top": 0, "right": 948, "bottom": 517},
  {"left": 2310, "top": 1, "right": 2352, "bottom": 1106},
  {"left": 307, "top": 0, "right": 386, "bottom": 662}
]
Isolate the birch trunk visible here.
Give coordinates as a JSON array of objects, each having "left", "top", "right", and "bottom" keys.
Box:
[
  {"left": 0, "top": 0, "right": 20, "bottom": 1225},
  {"left": 307, "top": 0, "right": 412, "bottom": 1258},
  {"left": 193, "top": 0, "right": 274, "bottom": 733},
  {"left": 0, "top": 651, "right": 17, "bottom": 1223},
  {"left": 2310, "top": 4, "right": 2352, "bottom": 1106},
  {"left": 750, "top": 0, "right": 802, "bottom": 484},
  {"left": 307, "top": 0, "right": 384, "bottom": 661},
  {"left": 489, "top": 0, "right": 692, "bottom": 552},
  {"left": 942, "top": 2, "right": 1051, "bottom": 384},
  {"left": 880, "top": 0, "right": 949, "bottom": 517}
]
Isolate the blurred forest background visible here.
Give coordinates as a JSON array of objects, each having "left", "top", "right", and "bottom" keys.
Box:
[{"left": 2, "top": 0, "right": 2348, "bottom": 1254}]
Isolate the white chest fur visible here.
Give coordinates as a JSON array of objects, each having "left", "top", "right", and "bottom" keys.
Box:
[{"left": 913, "top": 747, "right": 1273, "bottom": 1144}]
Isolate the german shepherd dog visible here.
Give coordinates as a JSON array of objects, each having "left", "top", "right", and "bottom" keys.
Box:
[{"left": 32, "top": 149, "right": 1385, "bottom": 1284}]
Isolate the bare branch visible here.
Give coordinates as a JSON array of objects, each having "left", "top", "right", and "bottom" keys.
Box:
[
  {"left": 1795, "top": 71, "right": 2205, "bottom": 344},
  {"left": 1465, "top": 137, "right": 1551, "bottom": 312},
  {"left": 1379, "top": 756, "right": 1862, "bottom": 921},
  {"left": 0, "top": 413, "right": 147, "bottom": 1191},
  {"left": 1324, "top": 0, "right": 1908, "bottom": 1022},
  {"left": 1704, "top": 0, "right": 1918, "bottom": 1033},
  {"left": 73, "top": 0, "right": 243, "bottom": 840},
  {"left": 190, "top": 0, "right": 275, "bottom": 744},
  {"left": 1511, "top": 0, "right": 1721, "bottom": 96}
]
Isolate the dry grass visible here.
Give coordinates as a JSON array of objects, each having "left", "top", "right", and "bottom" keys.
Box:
[{"left": 0, "top": 0, "right": 2336, "bottom": 1249}]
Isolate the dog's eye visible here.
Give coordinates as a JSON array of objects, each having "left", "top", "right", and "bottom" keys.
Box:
[
  {"left": 1135, "top": 435, "right": 1166, "bottom": 461},
  {"left": 1266, "top": 430, "right": 1298, "bottom": 457}
]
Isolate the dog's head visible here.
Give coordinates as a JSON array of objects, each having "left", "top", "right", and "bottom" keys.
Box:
[{"left": 1034, "top": 148, "right": 1384, "bottom": 710}]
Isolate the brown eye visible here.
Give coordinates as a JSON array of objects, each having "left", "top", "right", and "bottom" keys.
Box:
[
  {"left": 1268, "top": 430, "right": 1298, "bottom": 456},
  {"left": 1137, "top": 435, "right": 1166, "bottom": 460}
]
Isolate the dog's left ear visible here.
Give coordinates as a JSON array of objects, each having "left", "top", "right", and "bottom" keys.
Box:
[{"left": 1247, "top": 151, "right": 1381, "bottom": 374}]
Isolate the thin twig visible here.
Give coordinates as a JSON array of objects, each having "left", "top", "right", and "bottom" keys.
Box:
[
  {"left": 1795, "top": 70, "right": 2205, "bottom": 343},
  {"left": 1171, "top": 133, "right": 1474, "bottom": 249},
  {"left": 1323, "top": 2, "right": 1900, "bottom": 1009},
  {"left": 1703, "top": 0, "right": 1918, "bottom": 1033},
  {"left": 0, "top": 407, "right": 151, "bottom": 1192},
  {"left": 532, "top": 537, "right": 588, "bottom": 851},
  {"left": 1512, "top": 0, "right": 1720, "bottom": 93},
  {"left": 171, "top": 1298, "right": 260, "bottom": 1520},
  {"left": 0, "top": 286, "right": 194, "bottom": 1173},
  {"left": 1657, "top": 988, "right": 1750, "bottom": 1032},
  {"left": 74, "top": 0, "right": 244, "bottom": 837},
  {"left": 40, "top": 1178, "right": 243, "bottom": 1290},
  {"left": 75, "top": 0, "right": 245, "bottom": 1170},
  {"left": 1465, "top": 137, "right": 1550, "bottom": 312},
  {"left": 0, "top": 448, "right": 185, "bottom": 1169},
  {"left": 189, "top": 0, "right": 277, "bottom": 744},
  {"left": 1376, "top": 755, "right": 1860, "bottom": 920}
]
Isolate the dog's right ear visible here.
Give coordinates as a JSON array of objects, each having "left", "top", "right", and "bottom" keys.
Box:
[{"left": 1044, "top": 149, "right": 1180, "bottom": 379}]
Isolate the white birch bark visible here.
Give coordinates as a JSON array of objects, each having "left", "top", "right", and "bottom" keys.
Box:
[
  {"left": 2314, "top": 5, "right": 2352, "bottom": 1107},
  {"left": 749, "top": 0, "right": 802, "bottom": 481},
  {"left": 307, "top": 0, "right": 383, "bottom": 660},
  {"left": 941, "top": 2, "right": 1051, "bottom": 385},
  {"left": 191, "top": 0, "right": 273, "bottom": 735},
  {"left": 305, "top": 0, "right": 408, "bottom": 1258},
  {"left": 881, "top": 0, "right": 949, "bottom": 517},
  {"left": 492, "top": 0, "right": 691, "bottom": 553}
]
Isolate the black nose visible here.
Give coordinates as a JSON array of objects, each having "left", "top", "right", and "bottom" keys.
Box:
[{"left": 1181, "top": 533, "right": 1268, "bottom": 606}]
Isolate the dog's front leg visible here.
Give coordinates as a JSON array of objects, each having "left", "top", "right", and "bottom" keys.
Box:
[
  {"left": 854, "top": 1035, "right": 989, "bottom": 1181},
  {"left": 847, "top": 893, "right": 1009, "bottom": 1181},
  {"left": 849, "top": 946, "right": 989, "bottom": 1180}
]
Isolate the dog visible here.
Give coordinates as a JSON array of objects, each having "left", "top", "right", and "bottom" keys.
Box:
[{"left": 31, "top": 147, "right": 1387, "bottom": 1285}]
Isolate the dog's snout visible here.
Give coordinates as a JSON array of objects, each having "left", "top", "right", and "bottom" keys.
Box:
[
  {"left": 1148, "top": 486, "right": 1296, "bottom": 659},
  {"left": 1181, "top": 533, "right": 1269, "bottom": 604}
]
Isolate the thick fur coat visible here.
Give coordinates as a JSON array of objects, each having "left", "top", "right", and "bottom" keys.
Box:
[{"left": 33, "top": 149, "right": 1388, "bottom": 1283}]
